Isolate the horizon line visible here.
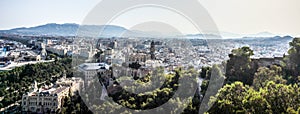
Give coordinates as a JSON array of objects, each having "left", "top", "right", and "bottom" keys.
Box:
[{"left": 0, "top": 22, "right": 297, "bottom": 37}]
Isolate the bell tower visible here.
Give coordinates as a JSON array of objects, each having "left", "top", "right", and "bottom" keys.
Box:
[{"left": 150, "top": 41, "right": 155, "bottom": 60}]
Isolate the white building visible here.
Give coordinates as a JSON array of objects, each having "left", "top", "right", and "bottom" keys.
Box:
[
  {"left": 46, "top": 45, "right": 68, "bottom": 56},
  {"left": 78, "top": 63, "right": 110, "bottom": 85},
  {"left": 21, "top": 86, "right": 69, "bottom": 113},
  {"left": 21, "top": 77, "right": 83, "bottom": 113}
]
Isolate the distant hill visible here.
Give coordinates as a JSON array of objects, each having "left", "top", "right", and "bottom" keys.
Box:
[
  {"left": 184, "top": 31, "right": 282, "bottom": 39},
  {"left": 242, "top": 35, "right": 294, "bottom": 41},
  {"left": 0, "top": 23, "right": 291, "bottom": 39},
  {"left": 0, "top": 23, "right": 186, "bottom": 38},
  {"left": 0, "top": 23, "right": 131, "bottom": 37},
  {"left": 244, "top": 31, "right": 275, "bottom": 38}
]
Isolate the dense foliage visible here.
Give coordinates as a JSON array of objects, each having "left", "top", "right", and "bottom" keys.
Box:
[
  {"left": 0, "top": 57, "right": 72, "bottom": 108},
  {"left": 206, "top": 38, "right": 300, "bottom": 114},
  {"left": 252, "top": 65, "right": 287, "bottom": 89},
  {"left": 225, "top": 46, "right": 257, "bottom": 85},
  {"left": 78, "top": 67, "right": 200, "bottom": 114},
  {"left": 208, "top": 81, "right": 300, "bottom": 113},
  {"left": 285, "top": 38, "right": 300, "bottom": 84},
  {"left": 60, "top": 92, "right": 92, "bottom": 114}
]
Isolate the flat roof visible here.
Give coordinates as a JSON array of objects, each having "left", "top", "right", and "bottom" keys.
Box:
[{"left": 79, "top": 63, "right": 109, "bottom": 70}]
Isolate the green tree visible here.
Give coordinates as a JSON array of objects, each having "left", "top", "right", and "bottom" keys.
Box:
[
  {"left": 226, "top": 46, "right": 256, "bottom": 85},
  {"left": 262, "top": 81, "right": 300, "bottom": 113},
  {"left": 243, "top": 88, "right": 272, "bottom": 113},
  {"left": 285, "top": 38, "right": 300, "bottom": 83},
  {"left": 208, "top": 81, "right": 248, "bottom": 113},
  {"left": 253, "top": 65, "right": 286, "bottom": 89},
  {"left": 200, "top": 67, "right": 211, "bottom": 79}
]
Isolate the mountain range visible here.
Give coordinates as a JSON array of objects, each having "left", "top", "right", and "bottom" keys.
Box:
[{"left": 0, "top": 23, "right": 287, "bottom": 38}]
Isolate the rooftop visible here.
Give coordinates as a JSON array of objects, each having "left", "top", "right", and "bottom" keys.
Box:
[
  {"left": 79, "top": 62, "right": 110, "bottom": 70},
  {"left": 27, "top": 87, "right": 68, "bottom": 96}
]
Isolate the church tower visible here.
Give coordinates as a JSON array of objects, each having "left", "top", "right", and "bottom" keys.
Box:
[{"left": 150, "top": 41, "right": 155, "bottom": 60}]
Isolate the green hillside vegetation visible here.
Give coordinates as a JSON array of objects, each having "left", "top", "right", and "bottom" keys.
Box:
[
  {"left": 206, "top": 38, "right": 300, "bottom": 113},
  {"left": 0, "top": 58, "right": 72, "bottom": 108}
]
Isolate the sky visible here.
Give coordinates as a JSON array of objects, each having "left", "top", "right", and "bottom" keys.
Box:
[{"left": 1, "top": 0, "right": 300, "bottom": 36}]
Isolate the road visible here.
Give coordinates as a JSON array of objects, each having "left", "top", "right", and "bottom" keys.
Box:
[
  {"left": 0, "top": 60, "right": 54, "bottom": 71},
  {"left": 0, "top": 100, "right": 21, "bottom": 112}
]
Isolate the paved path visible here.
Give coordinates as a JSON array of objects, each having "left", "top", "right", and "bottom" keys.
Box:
[
  {"left": 0, "top": 100, "right": 20, "bottom": 112},
  {"left": 0, "top": 60, "right": 54, "bottom": 71}
]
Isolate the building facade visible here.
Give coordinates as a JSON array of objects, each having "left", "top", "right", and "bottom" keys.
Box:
[{"left": 21, "top": 87, "right": 69, "bottom": 113}]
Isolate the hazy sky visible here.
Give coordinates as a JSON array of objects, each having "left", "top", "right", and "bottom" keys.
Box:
[{"left": 1, "top": 0, "right": 300, "bottom": 36}]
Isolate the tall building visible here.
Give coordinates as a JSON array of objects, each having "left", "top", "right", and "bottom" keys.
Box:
[{"left": 150, "top": 41, "right": 155, "bottom": 60}]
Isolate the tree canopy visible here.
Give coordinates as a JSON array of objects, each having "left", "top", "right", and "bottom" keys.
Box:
[{"left": 226, "top": 46, "right": 257, "bottom": 85}]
